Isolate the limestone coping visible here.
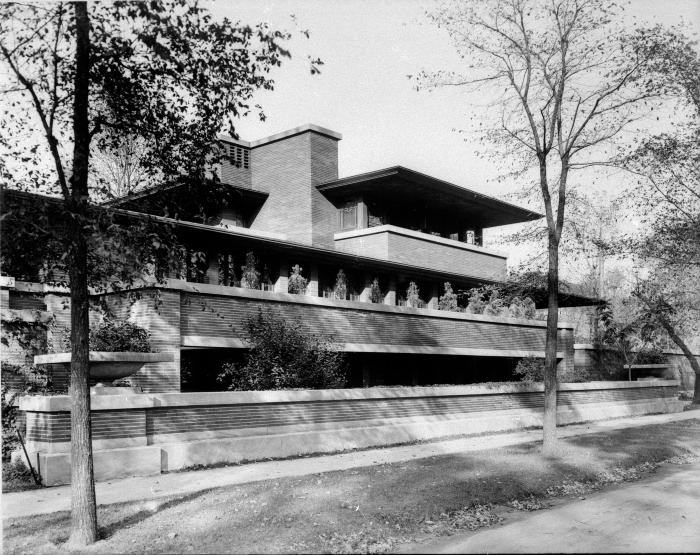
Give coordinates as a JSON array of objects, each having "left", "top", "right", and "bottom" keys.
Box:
[
  {"left": 34, "top": 352, "right": 174, "bottom": 365},
  {"left": 334, "top": 225, "right": 508, "bottom": 259},
  {"left": 19, "top": 379, "right": 679, "bottom": 412},
  {"left": 217, "top": 124, "right": 342, "bottom": 149},
  {"left": 623, "top": 364, "right": 670, "bottom": 369},
  {"left": 165, "top": 280, "right": 576, "bottom": 330}
]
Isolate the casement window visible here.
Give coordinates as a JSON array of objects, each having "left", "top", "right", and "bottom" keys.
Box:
[
  {"left": 228, "top": 144, "right": 250, "bottom": 169},
  {"left": 339, "top": 203, "right": 358, "bottom": 230}
]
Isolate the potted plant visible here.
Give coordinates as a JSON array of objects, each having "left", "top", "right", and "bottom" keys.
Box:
[
  {"left": 34, "top": 320, "right": 172, "bottom": 394},
  {"left": 333, "top": 269, "right": 348, "bottom": 300}
]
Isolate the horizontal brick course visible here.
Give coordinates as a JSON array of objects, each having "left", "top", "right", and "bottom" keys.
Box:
[
  {"left": 181, "top": 291, "right": 565, "bottom": 353},
  {"left": 22, "top": 384, "right": 676, "bottom": 444},
  {"left": 334, "top": 228, "right": 507, "bottom": 281}
]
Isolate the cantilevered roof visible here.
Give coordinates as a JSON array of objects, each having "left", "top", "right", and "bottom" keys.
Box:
[
  {"left": 103, "top": 180, "right": 268, "bottom": 209},
  {"left": 317, "top": 166, "right": 542, "bottom": 228}
]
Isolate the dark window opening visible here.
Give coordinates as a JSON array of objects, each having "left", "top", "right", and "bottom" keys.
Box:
[{"left": 228, "top": 144, "right": 250, "bottom": 169}]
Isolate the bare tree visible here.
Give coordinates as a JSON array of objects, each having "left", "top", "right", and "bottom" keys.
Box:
[
  {"left": 418, "top": 0, "right": 662, "bottom": 452},
  {"left": 92, "top": 134, "right": 154, "bottom": 200}
]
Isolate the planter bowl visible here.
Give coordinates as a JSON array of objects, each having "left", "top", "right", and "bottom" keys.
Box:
[{"left": 34, "top": 352, "right": 174, "bottom": 384}]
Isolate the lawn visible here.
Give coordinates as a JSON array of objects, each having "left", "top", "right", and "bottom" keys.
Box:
[{"left": 3, "top": 419, "right": 700, "bottom": 554}]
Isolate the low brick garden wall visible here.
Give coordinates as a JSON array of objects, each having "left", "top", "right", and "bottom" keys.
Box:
[{"left": 18, "top": 379, "right": 683, "bottom": 485}]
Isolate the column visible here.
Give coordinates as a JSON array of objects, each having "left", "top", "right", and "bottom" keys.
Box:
[
  {"left": 428, "top": 283, "right": 440, "bottom": 309},
  {"left": 307, "top": 264, "right": 319, "bottom": 297},
  {"left": 274, "top": 260, "right": 289, "bottom": 293},
  {"left": 385, "top": 278, "right": 397, "bottom": 306},
  {"left": 359, "top": 274, "right": 372, "bottom": 303},
  {"left": 205, "top": 253, "right": 219, "bottom": 285},
  {"left": 357, "top": 200, "right": 368, "bottom": 229}
]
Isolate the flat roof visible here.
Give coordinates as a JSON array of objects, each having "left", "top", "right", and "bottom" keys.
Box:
[{"left": 317, "top": 166, "right": 543, "bottom": 228}]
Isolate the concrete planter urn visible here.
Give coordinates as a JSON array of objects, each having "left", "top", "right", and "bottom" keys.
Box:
[{"left": 34, "top": 352, "right": 174, "bottom": 393}]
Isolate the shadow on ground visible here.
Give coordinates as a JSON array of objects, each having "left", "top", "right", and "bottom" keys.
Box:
[{"left": 3, "top": 419, "right": 700, "bottom": 554}]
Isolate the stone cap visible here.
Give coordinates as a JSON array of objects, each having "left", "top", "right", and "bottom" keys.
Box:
[
  {"left": 218, "top": 124, "right": 342, "bottom": 149},
  {"left": 34, "top": 352, "right": 174, "bottom": 365},
  {"left": 19, "top": 379, "right": 679, "bottom": 412}
]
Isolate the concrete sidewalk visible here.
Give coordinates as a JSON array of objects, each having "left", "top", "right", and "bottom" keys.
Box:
[
  {"left": 411, "top": 460, "right": 700, "bottom": 553},
  {"left": 3, "top": 409, "right": 698, "bottom": 520}
]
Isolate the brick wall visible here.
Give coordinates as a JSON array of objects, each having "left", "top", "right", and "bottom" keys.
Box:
[
  {"left": 22, "top": 382, "right": 678, "bottom": 447},
  {"left": 249, "top": 133, "right": 314, "bottom": 243},
  {"left": 180, "top": 290, "right": 571, "bottom": 355},
  {"left": 220, "top": 155, "right": 252, "bottom": 189},
  {"left": 335, "top": 232, "right": 389, "bottom": 259},
  {"left": 334, "top": 229, "right": 507, "bottom": 281},
  {"left": 310, "top": 133, "right": 339, "bottom": 248},
  {"left": 101, "top": 290, "right": 181, "bottom": 393},
  {"left": 248, "top": 130, "right": 340, "bottom": 246}
]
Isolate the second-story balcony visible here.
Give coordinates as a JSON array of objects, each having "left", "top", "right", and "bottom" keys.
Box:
[
  {"left": 334, "top": 225, "right": 508, "bottom": 282},
  {"left": 317, "top": 166, "right": 541, "bottom": 282}
]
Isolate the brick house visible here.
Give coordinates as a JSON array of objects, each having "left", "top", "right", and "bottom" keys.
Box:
[{"left": 1, "top": 124, "right": 598, "bottom": 392}]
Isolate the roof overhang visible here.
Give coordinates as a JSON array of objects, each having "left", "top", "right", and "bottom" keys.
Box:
[
  {"left": 317, "top": 166, "right": 542, "bottom": 228},
  {"left": 2, "top": 188, "right": 595, "bottom": 307},
  {"left": 103, "top": 179, "right": 268, "bottom": 209}
]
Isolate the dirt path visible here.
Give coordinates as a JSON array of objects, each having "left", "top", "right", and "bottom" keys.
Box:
[{"left": 410, "top": 461, "right": 700, "bottom": 553}]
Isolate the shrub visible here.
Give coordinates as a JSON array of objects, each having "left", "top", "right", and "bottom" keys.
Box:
[
  {"left": 2, "top": 362, "right": 52, "bottom": 461},
  {"left": 333, "top": 269, "right": 348, "bottom": 300},
  {"left": 483, "top": 290, "right": 509, "bottom": 317},
  {"left": 466, "top": 288, "right": 486, "bottom": 314},
  {"left": 438, "top": 282, "right": 459, "bottom": 311},
  {"left": 218, "top": 309, "right": 347, "bottom": 390},
  {"left": 369, "top": 278, "right": 383, "bottom": 304},
  {"left": 514, "top": 355, "right": 591, "bottom": 383},
  {"left": 2, "top": 384, "right": 20, "bottom": 461},
  {"left": 288, "top": 264, "right": 307, "bottom": 295},
  {"left": 465, "top": 284, "right": 536, "bottom": 319},
  {"left": 508, "top": 296, "right": 536, "bottom": 319},
  {"left": 88, "top": 320, "right": 151, "bottom": 352},
  {"left": 240, "top": 251, "right": 260, "bottom": 289},
  {"left": 406, "top": 281, "right": 420, "bottom": 308},
  {"left": 513, "top": 356, "right": 545, "bottom": 382}
]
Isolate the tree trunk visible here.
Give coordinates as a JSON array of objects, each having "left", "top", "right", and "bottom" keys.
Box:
[
  {"left": 67, "top": 1, "right": 98, "bottom": 546},
  {"left": 67, "top": 222, "right": 97, "bottom": 546},
  {"left": 659, "top": 318, "right": 700, "bottom": 403},
  {"left": 542, "top": 235, "right": 560, "bottom": 454}
]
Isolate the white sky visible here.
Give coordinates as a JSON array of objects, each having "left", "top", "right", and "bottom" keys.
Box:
[{"left": 210, "top": 0, "right": 699, "bottom": 275}]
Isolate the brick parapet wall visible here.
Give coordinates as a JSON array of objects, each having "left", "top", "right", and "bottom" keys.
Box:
[
  {"left": 179, "top": 287, "right": 573, "bottom": 359},
  {"left": 19, "top": 380, "right": 680, "bottom": 451},
  {"left": 334, "top": 228, "right": 507, "bottom": 282},
  {"left": 2, "top": 287, "right": 181, "bottom": 394}
]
